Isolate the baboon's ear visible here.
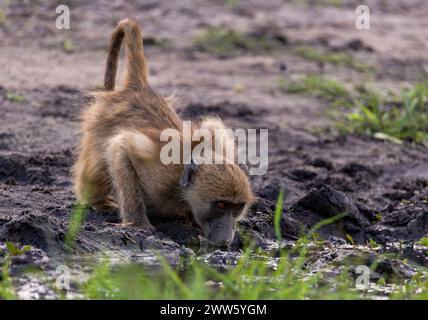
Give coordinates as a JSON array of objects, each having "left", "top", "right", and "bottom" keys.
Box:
[{"left": 180, "top": 159, "right": 198, "bottom": 188}]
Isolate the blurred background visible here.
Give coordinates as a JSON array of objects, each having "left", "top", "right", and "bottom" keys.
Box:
[{"left": 1, "top": 0, "right": 427, "bottom": 112}]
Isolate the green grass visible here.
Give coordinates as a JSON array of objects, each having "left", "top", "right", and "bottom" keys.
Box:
[
  {"left": 324, "top": 0, "right": 343, "bottom": 6},
  {"left": 418, "top": 237, "right": 428, "bottom": 247},
  {"left": 0, "top": 259, "right": 15, "bottom": 300},
  {"left": 5, "top": 242, "right": 31, "bottom": 256},
  {"left": 367, "top": 239, "right": 380, "bottom": 249},
  {"left": 5, "top": 92, "right": 26, "bottom": 103},
  {"left": 63, "top": 38, "right": 74, "bottom": 53},
  {"left": 279, "top": 75, "right": 352, "bottom": 107},
  {"left": 224, "top": 0, "right": 238, "bottom": 9},
  {"left": 293, "top": 46, "right": 369, "bottom": 72},
  {"left": 390, "top": 272, "right": 428, "bottom": 299},
  {"left": 292, "top": 0, "right": 343, "bottom": 8},
  {"left": 0, "top": 0, "right": 9, "bottom": 26},
  {"left": 343, "top": 83, "right": 428, "bottom": 146},
  {"left": 0, "top": 243, "right": 27, "bottom": 299},
  {"left": 64, "top": 203, "right": 88, "bottom": 249},
  {"left": 280, "top": 74, "right": 428, "bottom": 146},
  {"left": 194, "top": 26, "right": 287, "bottom": 56},
  {"left": 273, "top": 189, "right": 284, "bottom": 242},
  {"left": 0, "top": 9, "right": 6, "bottom": 26}
]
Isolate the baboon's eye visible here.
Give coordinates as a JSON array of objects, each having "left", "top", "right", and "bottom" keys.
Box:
[{"left": 216, "top": 202, "right": 226, "bottom": 209}]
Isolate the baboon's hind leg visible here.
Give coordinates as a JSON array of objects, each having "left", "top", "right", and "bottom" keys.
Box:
[
  {"left": 73, "top": 153, "right": 116, "bottom": 212},
  {"left": 106, "top": 133, "right": 155, "bottom": 232}
]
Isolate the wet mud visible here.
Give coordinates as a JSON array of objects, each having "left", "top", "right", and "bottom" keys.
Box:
[{"left": 0, "top": 0, "right": 427, "bottom": 299}]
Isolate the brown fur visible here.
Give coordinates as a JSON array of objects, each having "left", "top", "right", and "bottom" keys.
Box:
[{"left": 73, "top": 18, "right": 254, "bottom": 245}]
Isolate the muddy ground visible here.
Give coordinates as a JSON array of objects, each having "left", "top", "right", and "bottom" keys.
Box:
[{"left": 0, "top": 0, "right": 427, "bottom": 299}]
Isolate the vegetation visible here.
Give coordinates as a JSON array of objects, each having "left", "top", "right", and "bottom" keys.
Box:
[
  {"left": 194, "top": 26, "right": 287, "bottom": 55},
  {"left": 390, "top": 272, "right": 428, "bottom": 299},
  {"left": 64, "top": 203, "right": 88, "bottom": 249},
  {"left": 418, "top": 237, "right": 428, "bottom": 247},
  {"left": 0, "top": 0, "right": 9, "bottom": 26},
  {"left": 63, "top": 38, "right": 74, "bottom": 53},
  {"left": 224, "top": 0, "right": 238, "bottom": 10},
  {"left": 0, "top": 259, "right": 15, "bottom": 300},
  {"left": 344, "top": 83, "right": 428, "bottom": 146},
  {"left": 0, "top": 9, "right": 6, "bottom": 26},
  {"left": 292, "top": 0, "right": 343, "bottom": 7},
  {"left": 194, "top": 27, "right": 369, "bottom": 75},
  {"left": 273, "top": 189, "right": 284, "bottom": 242},
  {"left": 292, "top": 46, "right": 369, "bottom": 72},
  {"left": 0, "top": 243, "right": 28, "bottom": 300},
  {"left": 280, "top": 75, "right": 428, "bottom": 146},
  {"left": 83, "top": 248, "right": 359, "bottom": 300},
  {"left": 5, "top": 92, "right": 26, "bottom": 103},
  {"left": 279, "top": 75, "right": 352, "bottom": 107}
]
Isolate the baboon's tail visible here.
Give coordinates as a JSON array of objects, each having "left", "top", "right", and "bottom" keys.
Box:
[{"left": 104, "top": 18, "right": 148, "bottom": 91}]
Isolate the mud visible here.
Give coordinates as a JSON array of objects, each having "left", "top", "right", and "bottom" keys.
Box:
[{"left": 0, "top": 0, "right": 427, "bottom": 299}]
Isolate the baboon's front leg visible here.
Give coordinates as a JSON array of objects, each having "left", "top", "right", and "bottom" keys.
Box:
[{"left": 106, "top": 133, "right": 155, "bottom": 232}]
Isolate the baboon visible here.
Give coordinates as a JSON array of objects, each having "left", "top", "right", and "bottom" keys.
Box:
[{"left": 72, "top": 18, "right": 255, "bottom": 247}]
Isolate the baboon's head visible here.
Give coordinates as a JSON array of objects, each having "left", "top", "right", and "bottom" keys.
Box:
[{"left": 181, "top": 161, "right": 254, "bottom": 247}]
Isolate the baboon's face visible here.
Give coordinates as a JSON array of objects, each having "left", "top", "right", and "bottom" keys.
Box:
[
  {"left": 181, "top": 162, "right": 253, "bottom": 247},
  {"left": 195, "top": 200, "right": 248, "bottom": 247}
]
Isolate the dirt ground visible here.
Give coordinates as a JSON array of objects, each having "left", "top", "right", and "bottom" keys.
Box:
[{"left": 0, "top": 0, "right": 427, "bottom": 298}]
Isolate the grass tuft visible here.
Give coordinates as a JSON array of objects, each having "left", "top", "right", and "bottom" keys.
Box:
[
  {"left": 63, "top": 38, "right": 74, "bottom": 53},
  {"left": 280, "top": 75, "right": 428, "bottom": 146},
  {"left": 64, "top": 203, "right": 88, "bottom": 249},
  {"left": 0, "top": 259, "right": 15, "bottom": 300},
  {"left": 342, "top": 83, "right": 428, "bottom": 146},
  {"left": 6, "top": 92, "right": 26, "bottom": 103},
  {"left": 292, "top": 0, "right": 343, "bottom": 8},
  {"left": 279, "top": 75, "right": 352, "bottom": 107},
  {"left": 0, "top": 9, "right": 6, "bottom": 26},
  {"left": 273, "top": 188, "right": 284, "bottom": 242},
  {"left": 293, "top": 46, "right": 369, "bottom": 72},
  {"left": 194, "top": 26, "right": 287, "bottom": 56},
  {"left": 418, "top": 237, "right": 428, "bottom": 247},
  {"left": 5, "top": 242, "right": 30, "bottom": 256},
  {"left": 224, "top": 0, "right": 238, "bottom": 9}
]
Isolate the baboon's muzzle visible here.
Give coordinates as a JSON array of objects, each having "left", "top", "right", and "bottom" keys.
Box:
[{"left": 204, "top": 213, "right": 235, "bottom": 247}]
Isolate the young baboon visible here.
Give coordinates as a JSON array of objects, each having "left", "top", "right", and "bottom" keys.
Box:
[{"left": 73, "top": 18, "right": 255, "bottom": 247}]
